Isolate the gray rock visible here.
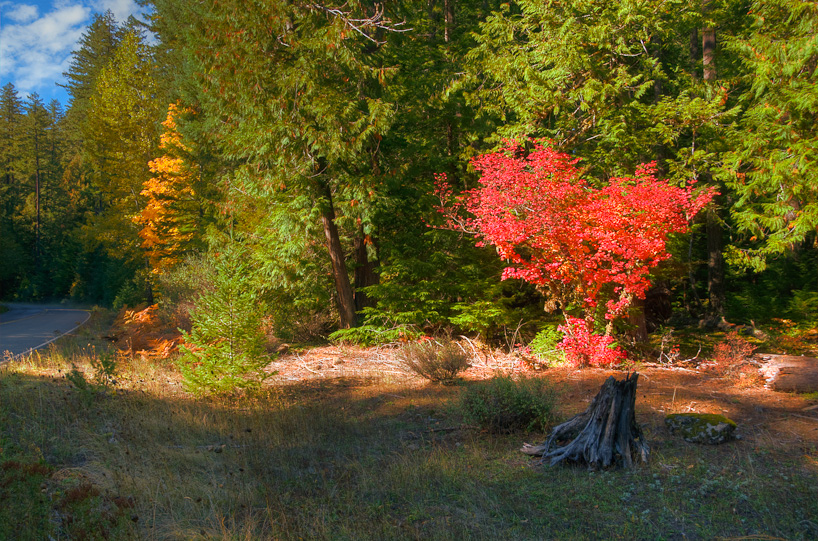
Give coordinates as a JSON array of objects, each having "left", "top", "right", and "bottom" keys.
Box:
[{"left": 665, "top": 413, "right": 737, "bottom": 444}]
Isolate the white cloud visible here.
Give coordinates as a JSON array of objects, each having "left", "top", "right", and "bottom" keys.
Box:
[
  {"left": 0, "top": 1, "right": 146, "bottom": 103},
  {"left": 4, "top": 4, "right": 39, "bottom": 23},
  {"left": 0, "top": 4, "right": 89, "bottom": 88},
  {"left": 92, "top": 0, "right": 140, "bottom": 24}
]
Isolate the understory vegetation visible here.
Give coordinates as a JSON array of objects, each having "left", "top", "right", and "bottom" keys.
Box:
[
  {"left": 1, "top": 0, "right": 817, "bottom": 382},
  {"left": 1, "top": 322, "right": 817, "bottom": 540},
  {"left": 2, "top": 1, "right": 818, "bottom": 536}
]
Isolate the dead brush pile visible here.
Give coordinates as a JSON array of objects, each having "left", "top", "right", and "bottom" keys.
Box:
[{"left": 110, "top": 304, "right": 182, "bottom": 358}]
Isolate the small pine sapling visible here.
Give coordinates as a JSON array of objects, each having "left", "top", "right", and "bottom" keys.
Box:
[{"left": 177, "top": 248, "right": 271, "bottom": 395}]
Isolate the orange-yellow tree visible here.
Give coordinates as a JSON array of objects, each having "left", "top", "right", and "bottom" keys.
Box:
[{"left": 138, "top": 102, "right": 202, "bottom": 275}]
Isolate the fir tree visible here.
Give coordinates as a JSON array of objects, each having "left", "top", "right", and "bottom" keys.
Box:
[
  {"left": 153, "top": 0, "right": 401, "bottom": 328},
  {"left": 62, "top": 11, "right": 121, "bottom": 127},
  {"left": 177, "top": 245, "right": 270, "bottom": 395},
  {"left": 23, "top": 93, "right": 50, "bottom": 266}
]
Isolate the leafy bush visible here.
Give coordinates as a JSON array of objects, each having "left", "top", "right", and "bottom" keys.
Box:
[
  {"left": 529, "top": 325, "right": 566, "bottom": 367},
  {"left": 458, "top": 374, "right": 559, "bottom": 433},
  {"left": 397, "top": 338, "right": 471, "bottom": 383},
  {"left": 435, "top": 141, "right": 712, "bottom": 336},
  {"left": 177, "top": 247, "right": 271, "bottom": 395},
  {"left": 330, "top": 324, "right": 422, "bottom": 347}
]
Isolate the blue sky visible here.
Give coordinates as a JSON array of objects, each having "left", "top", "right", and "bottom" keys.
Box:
[{"left": 0, "top": 0, "right": 146, "bottom": 107}]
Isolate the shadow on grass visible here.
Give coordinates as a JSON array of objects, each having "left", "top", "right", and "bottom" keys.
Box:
[{"left": 1, "top": 366, "right": 817, "bottom": 540}]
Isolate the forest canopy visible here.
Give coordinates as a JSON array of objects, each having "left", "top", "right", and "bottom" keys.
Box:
[{"left": 1, "top": 0, "right": 816, "bottom": 347}]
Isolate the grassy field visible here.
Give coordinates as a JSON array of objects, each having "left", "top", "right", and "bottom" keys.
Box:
[{"left": 1, "top": 314, "right": 817, "bottom": 539}]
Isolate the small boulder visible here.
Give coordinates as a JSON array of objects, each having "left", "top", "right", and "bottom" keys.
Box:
[{"left": 665, "top": 413, "right": 737, "bottom": 444}]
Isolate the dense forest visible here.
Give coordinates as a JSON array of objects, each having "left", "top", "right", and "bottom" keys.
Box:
[{"left": 1, "top": 0, "right": 816, "bottom": 350}]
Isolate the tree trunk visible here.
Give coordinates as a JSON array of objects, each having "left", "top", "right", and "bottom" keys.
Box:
[
  {"left": 702, "top": 27, "right": 716, "bottom": 83},
  {"left": 521, "top": 373, "right": 649, "bottom": 469},
  {"left": 706, "top": 202, "right": 725, "bottom": 318},
  {"left": 319, "top": 181, "right": 357, "bottom": 329},
  {"left": 444, "top": 0, "right": 455, "bottom": 43},
  {"left": 34, "top": 132, "right": 41, "bottom": 264},
  {"left": 353, "top": 223, "right": 378, "bottom": 313},
  {"left": 629, "top": 297, "right": 648, "bottom": 343},
  {"left": 687, "top": 230, "right": 703, "bottom": 313},
  {"left": 427, "top": 0, "right": 437, "bottom": 42},
  {"left": 690, "top": 28, "right": 699, "bottom": 80},
  {"left": 702, "top": 21, "right": 725, "bottom": 319}
]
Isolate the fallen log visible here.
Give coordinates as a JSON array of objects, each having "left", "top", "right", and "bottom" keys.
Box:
[
  {"left": 757, "top": 354, "right": 818, "bottom": 393},
  {"left": 521, "top": 372, "right": 649, "bottom": 469}
]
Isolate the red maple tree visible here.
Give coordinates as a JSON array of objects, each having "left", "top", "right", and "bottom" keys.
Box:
[{"left": 435, "top": 140, "right": 714, "bottom": 366}]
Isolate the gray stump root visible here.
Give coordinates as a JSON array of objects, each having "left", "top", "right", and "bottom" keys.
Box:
[{"left": 521, "top": 372, "right": 649, "bottom": 469}]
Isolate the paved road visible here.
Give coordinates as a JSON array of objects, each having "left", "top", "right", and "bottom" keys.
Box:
[{"left": 0, "top": 304, "right": 91, "bottom": 359}]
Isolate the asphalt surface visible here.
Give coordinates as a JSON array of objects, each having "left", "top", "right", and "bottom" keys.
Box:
[{"left": 0, "top": 303, "right": 91, "bottom": 359}]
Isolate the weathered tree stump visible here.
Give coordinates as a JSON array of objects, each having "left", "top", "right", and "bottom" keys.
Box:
[
  {"left": 757, "top": 354, "right": 818, "bottom": 393},
  {"left": 521, "top": 373, "right": 649, "bottom": 469}
]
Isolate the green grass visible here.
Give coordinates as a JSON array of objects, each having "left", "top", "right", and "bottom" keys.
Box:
[
  {"left": 0, "top": 303, "right": 8, "bottom": 314},
  {"left": 1, "top": 317, "right": 817, "bottom": 539}
]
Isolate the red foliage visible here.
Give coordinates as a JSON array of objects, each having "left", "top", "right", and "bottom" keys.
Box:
[
  {"left": 558, "top": 317, "right": 626, "bottom": 368},
  {"left": 435, "top": 140, "right": 714, "bottom": 366},
  {"left": 708, "top": 330, "right": 758, "bottom": 376}
]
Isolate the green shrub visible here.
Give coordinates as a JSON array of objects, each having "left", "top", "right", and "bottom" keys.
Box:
[
  {"left": 65, "top": 349, "right": 119, "bottom": 405},
  {"left": 65, "top": 365, "right": 96, "bottom": 406},
  {"left": 459, "top": 374, "right": 559, "bottom": 433},
  {"left": 529, "top": 325, "right": 566, "bottom": 367},
  {"left": 330, "top": 324, "right": 422, "bottom": 347},
  {"left": 788, "top": 289, "right": 818, "bottom": 322},
  {"left": 90, "top": 350, "right": 118, "bottom": 387},
  {"left": 397, "top": 338, "right": 471, "bottom": 383}
]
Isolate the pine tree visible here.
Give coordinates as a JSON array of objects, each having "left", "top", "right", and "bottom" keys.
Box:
[
  {"left": 352, "top": 0, "right": 530, "bottom": 335},
  {"left": 465, "top": 0, "right": 744, "bottom": 180},
  {"left": 22, "top": 93, "right": 50, "bottom": 266},
  {"left": 0, "top": 84, "right": 27, "bottom": 295},
  {"left": 81, "top": 29, "right": 163, "bottom": 303},
  {"left": 0, "top": 84, "right": 24, "bottom": 191},
  {"left": 62, "top": 11, "right": 121, "bottom": 131},
  {"left": 153, "top": 0, "right": 401, "bottom": 328}
]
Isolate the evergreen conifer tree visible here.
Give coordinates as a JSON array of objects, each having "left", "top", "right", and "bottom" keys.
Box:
[
  {"left": 0, "top": 84, "right": 27, "bottom": 294},
  {"left": 152, "top": 0, "right": 401, "bottom": 328},
  {"left": 724, "top": 0, "right": 818, "bottom": 270},
  {"left": 177, "top": 245, "right": 269, "bottom": 395}
]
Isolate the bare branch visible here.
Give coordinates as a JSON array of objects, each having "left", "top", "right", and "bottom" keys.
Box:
[{"left": 308, "top": 3, "right": 411, "bottom": 44}]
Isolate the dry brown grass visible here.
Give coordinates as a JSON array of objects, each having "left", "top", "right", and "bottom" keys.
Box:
[{"left": 1, "top": 313, "right": 817, "bottom": 539}]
